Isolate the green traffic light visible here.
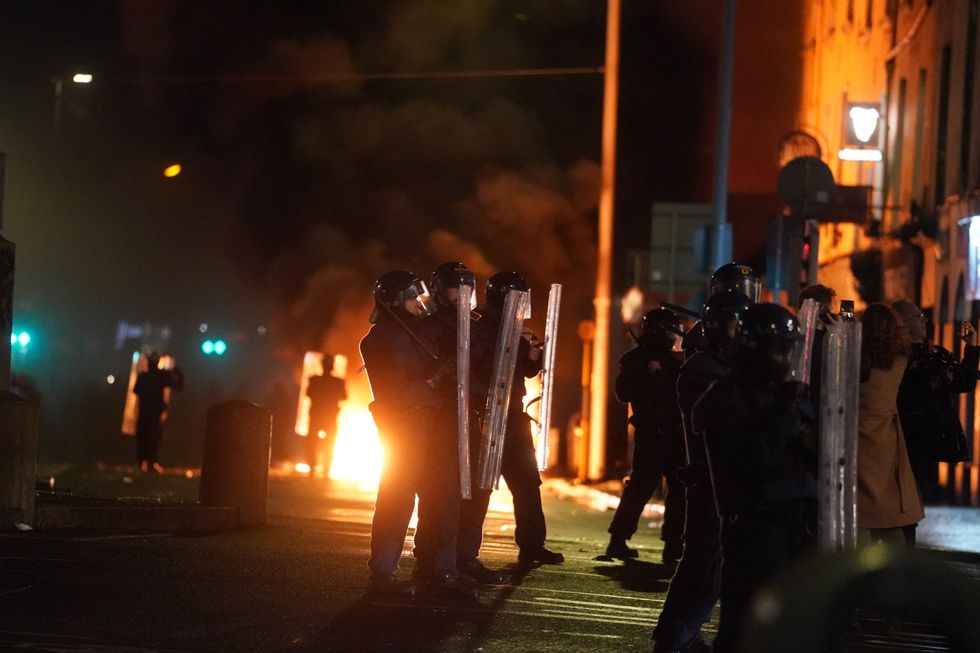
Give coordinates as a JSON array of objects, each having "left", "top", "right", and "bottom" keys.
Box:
[
  {"left": 201, "top": 339, "right": 214, "bottom": 355},
  {"left": 214, "top": 339, "right": 227, "bottom": 355}
]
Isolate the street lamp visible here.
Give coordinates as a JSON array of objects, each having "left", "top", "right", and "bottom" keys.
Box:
[
  {"left": 53, "top": 72, "right": 94, "bottom": 137},
  {"left": 839, "top": 102, "right": 882, "bottom": 162}
]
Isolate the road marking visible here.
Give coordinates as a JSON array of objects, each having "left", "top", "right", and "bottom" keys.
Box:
[
  {"left": 533, "top": 596, "right": 654, "bottom": 612},
  {"left": 367, "top": 601, "right": 655, "bottom": 628},
  {"left": 0, "top": 586, "right": 31, "bottom": 598},
  {"left": 519, "top": 586, "right": 664, "bottom": 604},
  {"left": 72, "top": 533, "right": 175, "bottom": 542},
  {"left": 541, "top": 630, "right": 623, "bottom": 639}
]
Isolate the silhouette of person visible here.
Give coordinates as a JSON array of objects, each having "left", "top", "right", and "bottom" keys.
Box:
[
  {"left": 132, "top": 352, "right": 184, "bottom": 473},
  {"left": 306, "top": 358, "right": 347, "bottom": 476}
]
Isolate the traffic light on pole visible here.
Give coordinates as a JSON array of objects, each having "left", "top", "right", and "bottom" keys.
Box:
[{"left": 801, "top": 235, "right": 812, "bottom": 287}]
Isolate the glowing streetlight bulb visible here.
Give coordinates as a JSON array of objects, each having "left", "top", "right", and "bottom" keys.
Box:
[
  {"left": 72, "top": 73, "right": 93, "bottom": 84},
  {"left": 163, "top": 164, "right": 182, "bottom": 178}
]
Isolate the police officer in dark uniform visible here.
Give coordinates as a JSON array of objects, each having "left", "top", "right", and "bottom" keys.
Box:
[
  {"left": 606, "top": 308, "right": 686, "bottom": 562},
  {"left": 471, "top": 271, "right": 564, "bottom": 566},
  {"left": 709, "top": 262, "right": 761, "bottom": 303},
  {"left": 694, "top": 303, "right": 817, "bottom": 652},
  {"left": 412, "top": 261, "right": 509, "bottom": 583},
  {"left": 360, "top": 270, "right": 469, "bottom": 596},
  {"left": 652, "top": 291, "right": 751, "bottom": 653}
]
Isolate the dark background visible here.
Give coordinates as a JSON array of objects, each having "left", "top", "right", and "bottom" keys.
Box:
[{"left": 0, "top": 1, "right": 804, "bottom": 468}]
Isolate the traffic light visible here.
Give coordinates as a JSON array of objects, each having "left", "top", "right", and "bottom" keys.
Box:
[
  {"left": 801, "top": 235, "right": 812, "bottom": 287},
  {"left": 201, "top": 339, "right": 227, "bottom": 356},
  {"left": 10, "top": 330, "right": 31, "bottom": 347}
]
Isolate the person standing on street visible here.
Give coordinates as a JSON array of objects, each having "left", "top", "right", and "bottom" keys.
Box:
[
  {"left": 305, "top": 360, "right": 347, "bottom": 477},
  {"left": 894, "top": 300, "right": 977, "bottom": 523},
  {"left": 605, "top": 308, "right": 685, "bottom": 563},
  {"left": 412, "top": 261, "right": 512, "bottom": 583},
  {"left": 857, "top": 303, "right": 923, "bottom": 547},
  {"left": 651, "top": 291, "right": 751, "bottom": 653},
  {"left": 133, "top": 352, "right": 184, "bottom": 474},
  {"left": 695, "top": 303, "right": 817, "bottom": 653},
  {"left": 360, "top": 270, "right": 472, "bottom": 597},
  {"left": 471, "top": 271, "right": 564, "bottom": 567}
]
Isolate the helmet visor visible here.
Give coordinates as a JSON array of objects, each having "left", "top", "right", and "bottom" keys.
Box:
[
  {"left": 768, "top": 336, "right": 805, "bottom": 383},
  {"left": 412, "top": 280, "right": 435, "bottom": 316}
]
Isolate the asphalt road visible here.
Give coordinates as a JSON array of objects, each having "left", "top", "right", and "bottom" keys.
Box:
[
  {"left": 2, "top": 472, "right": 978, "bottom": 652},
  {"left": 0, "top": 475, "right": 676, "bottom": 652}
]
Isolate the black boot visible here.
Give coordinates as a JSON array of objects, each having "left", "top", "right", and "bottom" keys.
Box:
[
  {"left": 518, "top": 546, "right": 564, "bottom": 565},
  {"left": 605, "top": 537, "right": 639, "bottom": 559}
]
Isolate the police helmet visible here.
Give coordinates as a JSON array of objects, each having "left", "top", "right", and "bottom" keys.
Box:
[
  {"left": 710, "top": 262, "right": 761, "bottom": 303},
  {"left": 682, "top": 321, "right": 705, "bottom": 356},
  {"left": 637, "top": 308, "right": 681, "bottom": 350},
  {"left": 641, "top": 308, "right": 680, "bottom": 338},
  {"left": 485, "top": 271, "right": 530, "bottom": 309},
  {"left": 371, "top": 270, "right": 434, "bottom": 322},
  {"left": 735, "top": 303, "right": 804, "bottom": 384},
  {"left": 702, "top": 291, "right": 752, "bottom": 351},
  {"left": 430, "top": 261, "right": 477, "bottom": 310}
]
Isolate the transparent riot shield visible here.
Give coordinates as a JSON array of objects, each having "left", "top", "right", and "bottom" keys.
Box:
[
  {"left": 817, "top": 319, "right": 862, "bottom": 551},
  {"left": 456, "top": 283, "right": 473, "bottom": 500},
  {"left": 535, "top": 284, "right": 562, "bottom": 471},
  {"left": 476, "top": 289, "right": 531, "bottom": 490},
  {"left": 790, "top": 298, "right": 819, "bottom": 384}
]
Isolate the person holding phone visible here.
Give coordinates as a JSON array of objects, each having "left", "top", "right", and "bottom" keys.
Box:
[{"left": 894, "top": 300, "right": 978, "bottom": 538}]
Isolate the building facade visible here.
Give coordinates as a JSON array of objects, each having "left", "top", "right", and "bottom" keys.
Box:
[{"left": 801, "top": 0, "right": 980, "bottom": 505}]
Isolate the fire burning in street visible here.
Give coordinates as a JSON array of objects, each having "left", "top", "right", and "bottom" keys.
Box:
[{"left": 328, "top": 403, "right": 382, "bottom": 485}]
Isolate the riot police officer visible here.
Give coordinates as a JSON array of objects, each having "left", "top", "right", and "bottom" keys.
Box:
[
  {"left": 606, "top": 308, "right": 686, "bottom": 562},
  {"left": 471, "top": 271, "right": 563, "bottom": 566},
  {"left": 709, "top": 262, "right": 761, "bottom": 303},
  {"left": 412, "top": 261, "right": 509, "bottom": 583},
  {"left": 360, "top": 270, "right": 469, "bottom": 596},
  {"left": 693, "top": 303, "right": 816, "bottom": 652},
  {"left": 652, "top": 291, "right": 751, "bottom": 653}
]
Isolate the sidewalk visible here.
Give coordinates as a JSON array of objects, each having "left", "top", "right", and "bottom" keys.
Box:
[
  {"left": 546, "top": 477, "right": 980, "bottom": 558},
  {"left": 19, "top": 466, "right": 980, "bottom": 561}
]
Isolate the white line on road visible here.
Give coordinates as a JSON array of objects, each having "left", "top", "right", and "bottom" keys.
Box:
[
  {"left": 533, "top": 596, "right": 654, "bottom": 612},
  {"left": 518, "top": 585, "right": 665, "bottom": 604}
]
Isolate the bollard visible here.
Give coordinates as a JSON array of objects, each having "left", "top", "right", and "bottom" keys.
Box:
[
  {"left": 0, "top": 393, "right": 39, "bottom": 526},
  {"left": 199, "top": 400, "right": 272, "bottom": 527}
]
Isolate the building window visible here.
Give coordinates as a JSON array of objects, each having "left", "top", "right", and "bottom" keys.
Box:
[
  {"left": 912, "top": 69, "right": 927, "bottom": 202},
  {"left": 936, "top": 45, "right": 952, "bottom": 205},
  {"left": 890, "top": 78, "right": 907, "bottom": 230},
  {"left": 961, "top": 0, "right": 979, "bottom": 192}
]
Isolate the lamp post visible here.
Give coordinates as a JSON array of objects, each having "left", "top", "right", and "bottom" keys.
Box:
[{"left": 52, "top": 72, "right": 93, "bottom": 138}]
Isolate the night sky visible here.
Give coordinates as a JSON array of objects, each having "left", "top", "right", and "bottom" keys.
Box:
[{"left": 0, "top": 1, "right": 803, "bottom": 465}]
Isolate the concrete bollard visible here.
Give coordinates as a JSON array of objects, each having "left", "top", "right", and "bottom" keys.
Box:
[
  {"left": 199, "top": 400, "right": 272, "bottom": 527},
  {"left": 0, "top": 394, "right": 39, "bottom": 526}
]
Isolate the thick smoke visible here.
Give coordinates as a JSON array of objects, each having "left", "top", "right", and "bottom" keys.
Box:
[{"left": 119, "top": 1, "right": 603, "bottom": 423}]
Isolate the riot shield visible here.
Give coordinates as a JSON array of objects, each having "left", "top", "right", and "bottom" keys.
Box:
[
  {"left": 535, "top": 284, "right": 562, "bottom": 471},
  {"left": 817, "top": 319, "right": 862, "bottom": 551},
  {"left": 476, "top": 289, "right": 531, "bottom": 490},
  {"left": 790, "top": 298, "right": 819, "bottom": 384},
  {"left": 456, "top": 283, "right": 473, "bottom": 500}
]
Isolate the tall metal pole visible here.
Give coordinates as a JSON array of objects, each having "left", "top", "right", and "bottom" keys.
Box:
[
  {"left": 710, "top": 0, "right": 737, "bottom": 269},
  {"left": 588, "top": 0, "right": 620, "bottom": 481}
]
